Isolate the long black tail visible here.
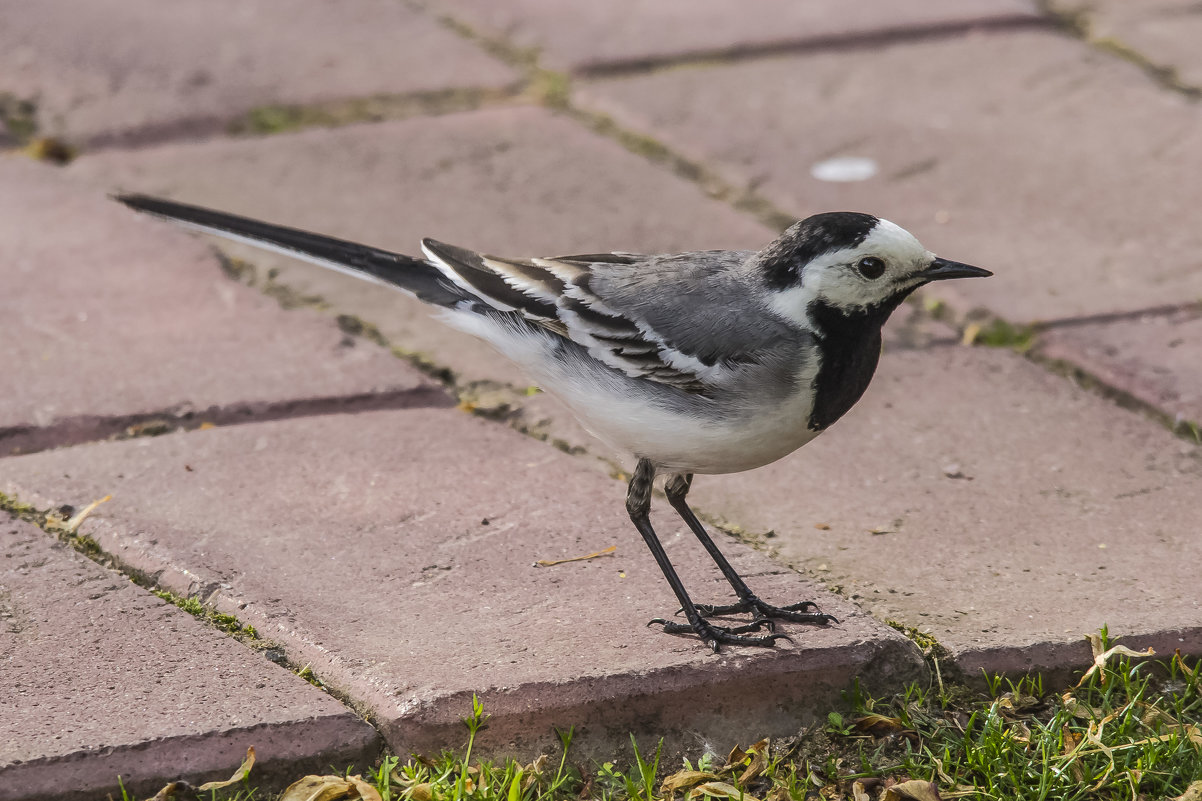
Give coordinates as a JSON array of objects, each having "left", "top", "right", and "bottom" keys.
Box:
[{"left": 114, "top": 194, "right": 468, "bottom": 308}]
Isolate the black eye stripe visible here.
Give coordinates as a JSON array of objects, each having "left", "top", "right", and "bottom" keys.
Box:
[{"left": 856, "top": 256, "right": 886, "bottom": 279}]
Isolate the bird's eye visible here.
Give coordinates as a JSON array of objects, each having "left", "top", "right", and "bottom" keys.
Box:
[{"left": 856, "top": 256, "right": 886, "bottom": 279}]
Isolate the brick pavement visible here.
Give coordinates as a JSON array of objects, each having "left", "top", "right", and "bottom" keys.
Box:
[
  {"left": 0, "top": 520, "right": 378, "bottom": 801},
  {"left": 2, "top": 1, "right": 1200, "bottom": 796}
]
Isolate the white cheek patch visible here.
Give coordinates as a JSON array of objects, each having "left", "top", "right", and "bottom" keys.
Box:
[
  {"left": 813, "top": 270, "right": 874, "bottom": 310},
  {"left": 767, "top": 219, "right": 933, "bottom": 320},
  {"left": 767, "top": 282, "right": 818, "bottom": 328},
  {"left": 766, "top": 250, "right": 873, "bottom": 323}
]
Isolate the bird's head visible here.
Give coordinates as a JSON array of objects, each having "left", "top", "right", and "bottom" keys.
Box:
[{"left": 749, "top": 212, "right": 991, "bottom": 327}]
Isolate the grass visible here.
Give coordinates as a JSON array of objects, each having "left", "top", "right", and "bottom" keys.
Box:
[
  {"left": 128, "top": 632, "right": 1201, "bottom": 801},
  {"left": 151, "top": 588, "right": 259, "bottom": 639},
  {"left": 962, "top": 318, "right": 1038, "bottom": 353}
]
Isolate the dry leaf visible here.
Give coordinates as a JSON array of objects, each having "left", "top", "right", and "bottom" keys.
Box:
[
  {"left": 737, "top": 739, "right": 769, "bottom": 784},
  {"left": 142, "top": 746, "right": 255, "bottom": 800},
  {"left": 1061, "top": 696, "right": 1105, "bottom": 720},
  {"left": 996, "top": 691, "right": 1040, "bottom": 716},
  {"left": 1173, "top": 780, "right": 1202, "bottom": 801},
  {"left": 851, "top": 778, "right": 884, "bottom": 801},
  {"left": 1007, "top": 720, "right": 1032, "bottom": 744},
  {"left": 46, "top": 495, "right": 112, "bottom": 534},
  {"left": 852, "top": 714, "right": 909, "bottom": 738},
  {"left": 1137, "top": 702, "right": 1180, "bottom": 729},
  {"left": 1174, "top": 650, "right": 1199, "bottom": 681},
  {"left": 883, "top": 779, "right": 944, "bottom": 801},
  {"left": 406, "top": 782, "right": 434, "bottom": 801},
  {"left": 198, "top": 747, "right": 256, "bottom": 790},
  {"left": 22, "top": 136, "right": 75, "bottom": 163},
  {"left": 535, "top": 545, "right": 617, "bottom": 567},
  {"left": 661, "top": 770, "right": 721, "bottom": 795},
  {"left": 65, "top": 494, "right": 112, "bottom": 533},
  {"left": 279, "top": 775, "right": 356, "bottom": 801},
  {"left": 686, "top": 781, "right": 760, "bottom": 801},
  {"left": 146, "top": 782, "right": 188, "bottom": 801},
  {"left": 347, "top": 775, "right": 383, "bottom": 801},
  {"left": 522, "top": 754, "right": 549, "bottom": 790},
  {"left": 1060, "top": 726, "right": 1085, "bottom": 782},
  {"left": 1074, "top": 633, "right": 1155, "bottom": 688},
  {"left": 961, "top": 323, "right": 981, "bottom": 346}
]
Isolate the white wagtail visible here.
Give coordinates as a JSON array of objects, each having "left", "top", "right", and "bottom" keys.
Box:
[{"left": 115, "top": 194, "right": 990, "bottom": 651}]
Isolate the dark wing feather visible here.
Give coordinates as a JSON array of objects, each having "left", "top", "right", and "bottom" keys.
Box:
[{"left": 421, "top": 243, "right": 771, "bottom": 393}]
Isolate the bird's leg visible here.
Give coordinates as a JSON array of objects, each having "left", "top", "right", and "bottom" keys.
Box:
[
  {"left": 663, "top": 473, "right": 838, "bottom": 626},
  {"left": 627, "top": 459, "right": 785, "bottom": 651}
]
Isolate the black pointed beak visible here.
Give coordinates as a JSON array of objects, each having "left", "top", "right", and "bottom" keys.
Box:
[{"left": 920, "top": 257, "right": 993, "bottom": 281}]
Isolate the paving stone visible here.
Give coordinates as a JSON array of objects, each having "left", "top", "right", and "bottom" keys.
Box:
[
  {"left": 1037, "top": 305, "right": 1202, "bottom": 428},
  {"left": 1052, "top": 0, "right": 1202, "bottom": 88},
  {"left": 425, "top": 0, "right": 1040, "bottom": 74},
  {"left": 676, "top": 342, "right": 1202, "bottom": 677},
  {"left": 0, "top": 519, "right": 378, "bottom": 801},
  {"left": 0, "top": 155, "right": 447, "bottom": 456},
  {"left": 0, "top": 0, "right": 518, "bottom": 147},
  {"left": 0, "top": 409, "right": 924, "bottom": 758},
  {"left": 68, "top": 106, "right": 774, "bottom": 451},
  {"left": 578, "top": 29, "right": 1202, "bottom": 324}
]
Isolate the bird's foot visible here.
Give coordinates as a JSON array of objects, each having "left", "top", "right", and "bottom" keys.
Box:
[
  {"left": 695, "top": 596, "right": 838, "bottom": 626},
  {"left": 649, "top": 616, "right": 788, "bottom": 652}
]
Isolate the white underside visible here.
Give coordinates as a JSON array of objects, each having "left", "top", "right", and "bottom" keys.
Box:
[{"left": 442, "top": 308, "right": 821, "bottom": 475}]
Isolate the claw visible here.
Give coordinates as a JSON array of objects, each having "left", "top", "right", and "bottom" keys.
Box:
[
  {"left": 650, "top": 617, "right": 787, "bottom": 649},
  {"left": 696, "top": 596, "right": 838, "bottom": 626}
]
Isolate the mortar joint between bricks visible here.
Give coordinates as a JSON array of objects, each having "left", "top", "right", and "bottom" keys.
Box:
[
  {"left": 1037, "top": 0, "right": 1202, "bottom": 100},
  {"left": 2, "top": 491, "right": 385, "bottom": 725}
]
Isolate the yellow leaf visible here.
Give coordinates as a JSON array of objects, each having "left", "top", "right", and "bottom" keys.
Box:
[
  {"left": 1174, "top": 650, "right": 1200, "bottom": 681},
  {"left": 406, "top": 783, "right": 435, "bottom": 801},
  {"left": 686, "top": 781, "right": 760, "bottom": 801},
  {"left": 145, "top": 782, "right": 188, "bottom": 801},
  {"left": 522, "top": 754, "right": 549, "bottom": 790},
  {"left": 348, "top": 775, "right": 383, "bottom": 801},
  {"left": 737, "top": 739, "right": 769, "bottom": 784},
  {"left": 22, "top": 136, "right": 75, "bottom": 164},
  {"left": 142, "top": 747, "right": 255, "bottom": 800},
  {"left": 884, "top": 779, "right": 944, "bottom": 801},
  {"left": 1073, "top": 634, "right": 1155, "bottom": 688},
  {"left": 853, "top": 714, "right": 908, "bottom": 737},
  {"left": 661, "top": 770, "right": 721, "bottom": 795},
  {"left": 960, "top": 323, "right": 981, "bottom": 346},
  {"left": 197, "top": 746, "right": 256, "bottom": 791},
  {"left": 279, "top": 775, "right": 355, "bottom": 801}
]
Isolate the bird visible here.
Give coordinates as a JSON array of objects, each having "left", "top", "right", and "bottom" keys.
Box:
[{"left": 115, "top": 193, "right": 991, "bottom": 651}]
